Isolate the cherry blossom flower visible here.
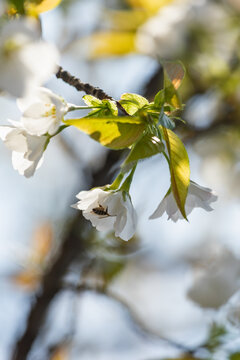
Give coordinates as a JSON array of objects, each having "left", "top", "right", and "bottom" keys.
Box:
[
  {"left": 149, "top": 181, "right": 217, "bottom": 222},
  {"left": 17, "top": 87, "right": 69, "bottom": 136},
  {"left": 0, "top": 18, "right": 59, "bottom": 97},
  {"left": 0, "top": 120, "right": 47, "bottom": 177},
  {"left": 187, "top": 247, "right": 240, "bottom": 309},
  {"left": 72, "top": 188, "right": 137, "bottom": 241}
]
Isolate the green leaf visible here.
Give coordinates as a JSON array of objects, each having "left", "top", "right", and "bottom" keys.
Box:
[
  {"left": 103, "top": 99, "right": 118, "bottom": 116},
  {"left": 8, "top": 0, "right": 25, "bottom": 13},
  {"left": 122, "top": 133, "right": 164, "bottom": 172},
  {"left": 230, "top": 353, "right": 240, "bottom": 360},
  {"left": 83, "top": 95, "right": 103, "bottom": 107},
  {"left": 159, "top": 113, "right": 175, "bottom": 130},
  {"left": 119, "top": 93, "right": 149, "bottom": 115},
  {"left": 64, "top": 116, "right": 146, "bottom": 149},
  {"left": 154, "top": 89, "right": 165, "bottom": 109},
  {"left": 205, "top": 323, "right": 226, "bottom": 353},
  {"left": 164, "top": 73, "right": 182, "bottom": 109},
  {"left": 83, "top": 95, "right": 118, "bottom": 117},
  {"left": 162, "top": 127, "right": 190, "bottom": 219}
]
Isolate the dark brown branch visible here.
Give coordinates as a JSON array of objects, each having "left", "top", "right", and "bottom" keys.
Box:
[{"left": 56, "top": 66, "right": 129, "bottom": 115}]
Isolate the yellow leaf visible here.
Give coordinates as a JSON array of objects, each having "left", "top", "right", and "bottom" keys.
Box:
[
  {"left": 106, "top": 10, "right": 148, "bottom": 31},
  {"left": 64, "top": 117, "right": 146, "bottom": 149},
  {"left": 31, "top": 223, "right": 53, "bottom": 265},
  {"left": 10, "top": 223, "right": 53, "bottom": 291},
  {"left": 164, "top": 62, "right": 185, "bottom": 90},
  {"left": 51, "top": 345, "right": 69, "bottom": 360},
  {"left": 72, "top": 32, "right": 137, "bottom": 59},
  {"left": 11, "top": 270, "right": 41, "bottom": 290},
  {"left": 162, "top": 127, "right": 190, "bottom": 219},
  {"left": 164, "top": 68, "right": 182, "bottom": 109},
  {"left": 126, "top": 0, "right": 175, "bottom": 14},
  {"left": 25, "top": 0, "right": 62, "bottom": 16}
]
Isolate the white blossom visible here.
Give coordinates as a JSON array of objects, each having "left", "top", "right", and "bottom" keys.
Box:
[
  {"left": 136, "top": 0, "right": 234, "bottom": 61},
  {"left": 72, "top": 188, "right": 137, "bottom": 241},
  {"left": 149, "top": 181, "right": 217, "bottom": 222},
  {"left": 0, "top": 18, "right": 59, "bottom": 97},
  {"left": 187, "top": 247, "right": 240, "bottom": 309},
  {"left": 0, "top": 120, "right": 47, "bottom": 177},
  {"left": 136, "top": 0, "right": 191, "bottom": 59},
  {"left": 17, "top": 87, "right": 69, "bottom": 136}
]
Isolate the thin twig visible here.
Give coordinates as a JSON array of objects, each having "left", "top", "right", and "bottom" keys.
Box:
[
  {"left": 65, "top": 282, "right": 195, "bottom": 356},
  {"left": 56, "top": 66, "right": 129, "bottom": 115}
]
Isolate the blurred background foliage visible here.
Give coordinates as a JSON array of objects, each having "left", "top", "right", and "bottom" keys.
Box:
[{"left": 0, "top": 0, "right": 240, "bottom": 359}]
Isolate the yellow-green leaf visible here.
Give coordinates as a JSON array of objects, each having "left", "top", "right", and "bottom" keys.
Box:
[
  {"left": 126, "top": 0, "right": 175, "bottom": 15},
  {"left": 162, "top": 127, "right": 190, "bottom": 219},
  {"left": 72, "top": 32, "right": 137, "bottom": 59},
  {"left": 164, "top": 61, "right": 185, "bottom": 90},
  {"left": 83, "top": 96, "right": 118, "bottom": 117},
  {"left": 163, "top": 63, "right": 183, "bottom": 109},
  {"left": 106, "top": 9, "right": 147, "bottom": 31},
  {"left": 64, "top": 117, "right": 146, "bottom": 149},
  {"left": 122, "top": 133, "right": 164, "bottom": 172},
  {"left": 83, "top": 95, "right": 102, "bottom": 107},
  {"left": 25, "top": 0, "right": 62, "bottom": 15},
  {"left": 230, "top": 353, "right": 240, "bottom": 360},
  {"left": 120, "top": 93, "right": 149, "bottom": 115}
]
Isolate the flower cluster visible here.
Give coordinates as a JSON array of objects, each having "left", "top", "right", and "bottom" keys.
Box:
[
  {"left": 149, "top": 181, "right": 218, "bottom": 222},
  {"left": 0, "top": 17, "right": 69, "bottom": 176},
  {"left": 0, "top": 15, "right": 218, "bottom": 242},
  {"left": 0, "top": 87, "right": 69, "bottom": 177},
  {"left": 72, "top": 188, "right": 137, "bottom": 241},
  {"left": 70, "top": 181, "right": 217, "bottom": 241},
  {"left": 0, "top": 18, "right": 59, "bottom": 97}
]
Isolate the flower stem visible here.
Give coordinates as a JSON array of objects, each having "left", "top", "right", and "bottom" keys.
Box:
[
  {"left": 109, "top": 172, "right": 124, "bottom": 190},
  {"left": 51, "top": 124, "right": 69, "bottom": 137},
  {"left": 162, "top": 150, "right": 170, "bottom": 166},
  {"left": 120, "top": 165, "right": 137, "bottom": 193},
  {"left": 68, "top": 105, "right": 102, "bottom": 112}
]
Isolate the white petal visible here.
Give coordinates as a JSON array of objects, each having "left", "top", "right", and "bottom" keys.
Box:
[
  {"left": 18, "top": 87, "right": 67, "bottom": 136},
  {"left": 149, "top": 192, "right": 179, "bottom": 220},
  {"left": 83, "top": 211, "right": 115, "bottom": 232},
  {"left": 149, "top": 197, "right": 167, "bottom": 219},
  {"left": 0, "top": 55, "right": 32, "bottom": 97},
  {"left": 21, "top": 115, "right": 58, "bottom": 136},
  {"left": 75, "top": 188, "right": 107, "bottom": 211},
  {"left": 25, "top": 134, "right": 46, "bottom": 162},
  {"left": 189, "top": 181, "right": 218, "bottom": 203},
  {"left": 115, "top": 195, "right": 137, "bottom": 241},
  {"left": 0, "top": 18, "right": 39, "bottom": 44},
  {"left": 0, "top": 126, "right": 16, "bottom": 142},
  {"left": 0, "top": 126, "right": 28, "bottom": 152},
  {"left": 0, "top": 29, "right": 59, "bottom": 97},
  {"left": 11, "top": 151, "right": 43, "bottom": 178},
  {"left": 19, "top": 42, "right": 59, "bottom": 89}
]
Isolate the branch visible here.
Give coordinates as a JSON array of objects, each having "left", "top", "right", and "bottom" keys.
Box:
[
  {"left": 66, "top": 283, "right": 195, "bottom": 356},
  {"left": 11, "top": 149, "right": 122, "bottom": 360},
  {"left": 56, "top": 66, "right": 129, "bottom": 115}
]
